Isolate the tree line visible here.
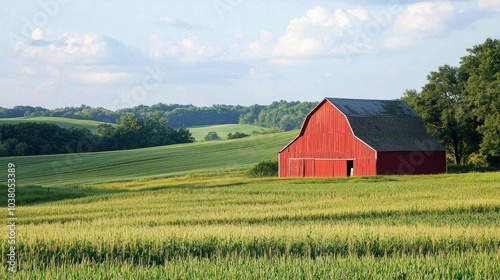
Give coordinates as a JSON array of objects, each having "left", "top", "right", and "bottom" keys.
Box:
[
  {"left": 0, "top": 102, "right": 317, "bottom": 131},
  {"left": 0, "top": 114, "right": 193, "bottom": 157},
  {"left": 402, "top": 38, "right": 499, "bottom": 167}
]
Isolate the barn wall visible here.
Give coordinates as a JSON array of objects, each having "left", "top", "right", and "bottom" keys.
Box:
[
  {"left": 377, "top": 151, "right": 447, "bottom": 175},
  {"left": 279, "top": 101, "right": 376, "bottom": 177}
]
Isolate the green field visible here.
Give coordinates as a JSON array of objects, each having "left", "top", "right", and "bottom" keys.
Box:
[
  {"left": 0, "top": 117, "right": 114, "bottom": 132},
  {"left": 3, "top": 131, "right": 297, "bottom": 187},
  {"left": 188, "top": 124, "right": 265, "bottom": 141},
  {"left": 1, "top": 130, "right": 499, "bottom": 278}
]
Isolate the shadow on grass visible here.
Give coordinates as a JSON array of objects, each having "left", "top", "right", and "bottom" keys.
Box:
[
  {"left": 287, "top": 176, "right": 401, "bottom": 185},
  {"left": 139, "top": 182, "right": 250, "bottom": 192},
  {"left": 447, "top": 164, "right": 500, "bottom": 174},
  {"left": 0, "top": 185, "right": 128, "bottom": 206}
]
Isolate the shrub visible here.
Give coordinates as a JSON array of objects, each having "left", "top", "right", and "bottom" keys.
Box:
[
  {"left": 247, "top": 159, "right": 278, "bottom": 177},
  {"left": 227, "top": 132, "right": 250, "bottom": 139},
  {"left": 204, "top": 131, "right": 221, "bottom": 141}
]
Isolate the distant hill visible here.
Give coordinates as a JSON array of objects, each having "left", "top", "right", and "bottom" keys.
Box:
[
  {"left": 188, "top": 124, "right": 266, "bottom": 141},
  {"left": 0, "top": 101, "right": 318, "bottom": 131},
  {"left": 0, "top": 117, "right": 115, "bottom": 132}
]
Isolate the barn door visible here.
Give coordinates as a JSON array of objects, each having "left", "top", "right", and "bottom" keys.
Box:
[
  {"left": 303, "top": 159, "right": 314, "bottom": 177},
  {"left": 289, "top": 159, "right": 314, "bottom": 177},
  {"left": 333, "top": 161, "right": 347, "bottom": 177},
  {"left": 289, "top": 159, "right": 304, "bottom": 177},
  {"left": 314, "top": 160, "right": 334, "bottom": 177}
]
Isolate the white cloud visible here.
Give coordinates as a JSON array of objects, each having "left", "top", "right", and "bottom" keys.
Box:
[
  {"left": 348, "top": 7, "right": 370, "bottom": 21},
  {"left": 17, "top": 33, "right": 108, "bottom": 64},
  {"left": 8, "top": 31, "right": 150, "bottom": 92},
  {"left": 31, "top": 27, "right": 44, "bottom": 40},
  {"left": 21, "top": 66, "right": 38, "bottom": 75},
  {"left": 385, "top": 1, "right": 456, "bottom": 48},
  {"left": 80, "top": 71, "right": 133, "bottom": 85},
  {"left": 180, "top": 37, "right": 219, "bottom": 63},
  {"left": 16, "top": 32, "right": 145, "bottom": 66},
  {"left": 274, "top": 6, "right": 373, "bottom": 58},
  {"left": 246, "top": 30, "right": 274, "bottom": 58},
  {"left": 141, "top": 35, "right": 220, "bottom": 63},
  {"left": 235, "top": 6, "right": 375, "bottom": 64},
  {"left": 477, "top": 0, "right": 500, "bottom": 11},
  {"left": 157, "top": 17, "right": 200, "bottom": 29}
]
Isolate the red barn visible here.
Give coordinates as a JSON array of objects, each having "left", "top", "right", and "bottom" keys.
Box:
[{"left": 278, "top": 98, "right": 447, "bottom": 177}]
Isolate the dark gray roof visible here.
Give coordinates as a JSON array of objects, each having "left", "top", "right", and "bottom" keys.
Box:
[
  {"left": 326, "top": 98, "right": 446, "bottom": 151},
  {"left": 326, "top": 98, "right": 420, "bottom": 118}
]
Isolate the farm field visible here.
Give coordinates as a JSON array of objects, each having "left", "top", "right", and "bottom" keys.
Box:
[
  {"left": 1, "top": 172, "right": 499, "bottom": 278},
  {"left": 187, "top": 123, "right": 265, "bottom": 141},
  {"left": 1, "top": 129, "right": 499, "bottom": 278},
  {"left": 0, "top": 117, "right": 114, "bottom": 132}
]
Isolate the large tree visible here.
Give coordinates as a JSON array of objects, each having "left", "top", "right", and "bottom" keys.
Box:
[
  {"left": 402, "top": 38, "right": 500, "bottom": 166},
  {"left": 402, "top": 65, "right": 480, "bottom": 164},
  {"left": 460, "top": 38, "right": 500, "bottom": 165}
]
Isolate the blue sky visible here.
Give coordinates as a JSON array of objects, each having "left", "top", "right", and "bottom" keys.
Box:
[{"left": 1, "top": 0, "right": 499, "bottom": 109}]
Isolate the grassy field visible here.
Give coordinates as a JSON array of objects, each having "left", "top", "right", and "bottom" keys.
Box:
[
  {"left": 1, "top": 129, "right": 499, "bottom": 278},
  {"left": 0, "top": 117, "right": 114, "bottom": 132},
  {"left": 187, "top": 124, "right": 265, "bottom": 141},
  {"left": 1, "top": 130, "right": 297, "bottom": 187},
  {"left": 0, "top": 172, "right": 499, "bottom": 278}
]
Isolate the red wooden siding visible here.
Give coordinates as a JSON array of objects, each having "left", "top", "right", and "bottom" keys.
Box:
[
  {"left": 279, "top": 100, "right": 376, "bottom": 177},
  {"left": 377, "top": 151, "right": 446, "bottom": 175}
]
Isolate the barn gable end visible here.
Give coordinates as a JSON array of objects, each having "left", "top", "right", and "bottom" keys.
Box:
[{"left": 278, "top": 98, "right": 447, "bottom": 177}]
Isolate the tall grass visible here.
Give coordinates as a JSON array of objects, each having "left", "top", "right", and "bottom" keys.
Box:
[
  {"left": 0, "top": 172, "right": 498, "bottom": 278},
  {"left": 5, "top": 223, "right": 500, "bottom": 267},
  {"left": 8, "top": 254, "right": 500, "bottom": 280}
]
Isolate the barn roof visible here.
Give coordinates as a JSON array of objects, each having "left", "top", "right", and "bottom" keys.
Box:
[
  {"left": 325, "top": 98, "right": 446, "bottom": 151},
  {"left": 279, "top": 98, "right": 446, "bottom": 153},
  {"left": 325, "top": 98, "right": 420, "bottom": 118}
]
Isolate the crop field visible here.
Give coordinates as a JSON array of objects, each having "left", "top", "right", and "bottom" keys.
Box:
[
  {"left": 0, "top": 117, "right": 114, "bottom": 132},
  {"left": 0, "top": 172, "right": 499, "bottom": 278},
  {"left": 187, "top": 124, "right": 265, "bottom": 141},
  {"left": 1, "top": 130, "right": 499, "bottom": 278}
]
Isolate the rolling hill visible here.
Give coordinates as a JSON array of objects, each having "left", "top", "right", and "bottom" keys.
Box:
[
  {"left": 188, "top": 124, "right": 266, "bottom": 141},
  {"left": 0, "top": 116, "right": 115, "bottom": 132},
  {"left": 2, "top": 130, "right": 298, "bottom": 187}
]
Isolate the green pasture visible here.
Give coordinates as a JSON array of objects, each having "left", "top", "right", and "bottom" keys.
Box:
[
  {"left": 187, "top": 123, "right": 265, "bottom": 141},
  {"left": 1, "top": 130, "right": 297, "bottom": 187},
  {"left": 0, "top": 117, "right": 114, "bottom": 132}
]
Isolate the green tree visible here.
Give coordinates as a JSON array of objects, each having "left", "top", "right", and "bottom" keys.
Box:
[
  {"left": 115, "top": 114, "right": 143, "bottom": 149},
  {"left": 204, "top": 131, "right": 221, "bottom": 141},
  {"left": 95, "top": 124, "right": 116, "bottom": 138},
  {"left": 0, "top": 142, "right": 9, "bottom": 156},
  {"left": 460, "top": 38, "right": 500, "bottom": 165},
  {"left": 402, "top": 65, "right": 480, "bottom": 164},
  {"left": 14, "top": 142, "right": 29, "bottom": 156}
]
